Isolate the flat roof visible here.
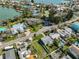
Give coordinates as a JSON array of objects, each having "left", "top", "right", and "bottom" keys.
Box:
[
  {"left": 5, "top": 49, "right": 16, "bottom": 59},
  {"left": 0, "top": 55, "right": 3, "bottom": 59}
]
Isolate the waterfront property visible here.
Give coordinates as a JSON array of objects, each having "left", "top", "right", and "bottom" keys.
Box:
[{"left": 11, "top": 23, "right": 26, "bottom": 34}]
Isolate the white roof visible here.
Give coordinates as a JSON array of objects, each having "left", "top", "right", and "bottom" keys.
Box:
[
  {"left": 11, "top": 23, "right": 26, "bottom": 34},
  {"left": 41, "top": 36, "right": 53, "bottom": 45},
  {"left": 49, "top": 33, "right": 60, "bottom": 39},
  {"left": 5, "top": 46, "right": 13, "bottom": 50},
  {"left": 0, "top": 42, "right": 2, "bottom": 46},
  {"left": 57, "top": 29, "right": 66, "bottom": 37},
  {"left": 57, "top": 28, "right": 71, "bottom": 37},
  {"left": 0, "top": 55, "right": 3, "bottom": 59},
  {"left": 64, "top": 27, "right": 72, "bottom": 34},
  {"left": 18, "top": 50, "right": 31, "bottom": 59}
]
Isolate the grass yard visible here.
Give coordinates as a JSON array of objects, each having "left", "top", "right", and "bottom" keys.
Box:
[
  {"left": 44, "top": 56, "right": 50, "bottom": 59},
  {"left": 67, "top": 37, "right": 77, "bottom": 43},
  {"left": 33, "top": 34, "right": 43, "bottom": 41},
  {"left": 4, "top": 35, "right": 16, "bottom": 42},
  {"left": 29, "top": 24, "right": 42, "bottom": 32},
  {"left": 32, "top": 42, "right": 46, "bottom": 59},
  {"left": 0, "top": 48, "right": 3, "bottom": 55},
  {"left": 46, "top": 45, "right": 58, "bottom": 52}
]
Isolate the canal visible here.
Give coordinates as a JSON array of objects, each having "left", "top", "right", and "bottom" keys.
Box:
[{"left": 0, "top": 6, "right": 21, "bottom": 20}]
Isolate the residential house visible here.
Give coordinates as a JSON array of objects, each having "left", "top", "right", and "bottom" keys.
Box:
[
  {"left": 64, "top": 27, "right": 73, "bottom": 35},
  {"left": 57, "top": 28, "right": 72, "bottom": 38},
  {"left": 0, "top": 55, "right": 3, "bottom": 59},
  {"left": 50, "top": 49, "right": 62, "bottom": 59},
  {"left": 61, "top": 55, "right": 72, "bottom": 59},
  {"left": 32, "top": 8, "right": 40, "bottom": 17},
  {"left": 18, "top": 49, "right": 31, "bottom": 59},
  {"left": 57, "top": 29, "right": 67, "bottom": 38},
  {"left": 49, "top": 33, "right": 60, "bottom": 39},
  {"left": 68, "top": 45, "right": 79, "bottom": 59},
  {"left": 11, "top": 23, "right": 26, "bottom": 34},
  {"left": 16, "top": 42, "right": 32, "bottom": 59},
  {"left": 26, "top": 18, "right": 42, "bottom": 25},
  {"left": 41, "top": 36, "right": 53, "bottom": 45},
  {"left": 4, "top": 49, "right": 16, "bottom": 59}
]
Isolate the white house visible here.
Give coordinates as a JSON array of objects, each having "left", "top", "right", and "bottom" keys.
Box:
[
  {"left": 49, "top": 33, "right": 60, "bottom": 39},
  {"left": 18, "top": 49, "right": 31, "bottom": 59},
  {"left": 41, "top": 36, "right": 53, "bottom": 45},
  {"left": 0, "top": 55, "right": 3, "bottom": 59}
]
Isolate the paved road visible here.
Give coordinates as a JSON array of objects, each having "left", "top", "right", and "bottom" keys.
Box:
[
  {"left": 0, "top": 17, "right": 79, "bottom": 48},
  {"left": 0, "top": 33, "right": 35, "bottom": 48},
  {"left": 36, "top": 17, "right": 79, "bottom": 35}
]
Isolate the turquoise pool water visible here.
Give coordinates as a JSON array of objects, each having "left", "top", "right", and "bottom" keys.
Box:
[
  {"left": 0, "top": 27, "right": 7, "bottom": 32},
  {"left": 0, "top": 6, "right": 21, "bottom": 20}
]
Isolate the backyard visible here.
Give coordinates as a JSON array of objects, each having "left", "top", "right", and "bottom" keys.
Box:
[
  {"left": 32, "top": 42, "right": 47, "bottom": 59},
  {"left": 29, "top": 24, "right": 43, "bottom": 32}
]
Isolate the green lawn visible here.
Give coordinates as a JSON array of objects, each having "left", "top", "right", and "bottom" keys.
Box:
[
  {"left": 45, "top": 39, "right": 60, "bottom": 52},
  {"left": 33, "top": 34, "right": 43, "bottom": 41},
  {"left": 4, "top": 35, "right": 16, "bottom": 42},
  {"left": 46, "top": 43, "right": 58, "bottom": 53},
  {"left": 29, "top": 24, "right": 42, "bottom": 32},
  {"left": 44, "top": 56, "right": 50, "bottom": 59},
  {"left": 67, "top": 37, "right": 77, "bottom": 43},
  {"left": 62, "top": 45, "right": 69, "bottom": 54},
  {"left": 32, "top": 42, "right": 46, "bottom": 59},
  {"left": 0, "top": 48, "right": 4, "bottom": 55}
]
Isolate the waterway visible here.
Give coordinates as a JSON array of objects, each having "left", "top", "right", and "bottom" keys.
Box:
[
  {"left": 0, "top": 6, "right": 21, "bottom": 20},
  {"left": 16, "top": 0, "right": 70, "bottom": 5},
  {"left": 0, "top": 0, "right": 70, "bottom": 20},
  {"left": 34, "top": 0, "right": 70, "bottom": 5}
]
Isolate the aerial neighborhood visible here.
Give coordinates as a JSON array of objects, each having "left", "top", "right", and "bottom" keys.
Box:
[{"left": 0, "top": 0, "right": 79, "bottom": 59}]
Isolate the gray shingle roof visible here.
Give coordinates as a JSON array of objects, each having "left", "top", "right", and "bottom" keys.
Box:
[
  {"left": 5, "top": 49, "right": 16, "bottom": 59},
  {"left": 41, "top": 36, "right": 53, "bottom": 45}
]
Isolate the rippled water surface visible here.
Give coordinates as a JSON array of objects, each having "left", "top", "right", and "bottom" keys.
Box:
[{"left": 0, "top": 6, "right": 21, "bottom": 20}]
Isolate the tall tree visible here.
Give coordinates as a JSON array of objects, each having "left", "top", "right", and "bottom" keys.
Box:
[{"left": 31, "top": 0, "right": 34, "bottom": 3}]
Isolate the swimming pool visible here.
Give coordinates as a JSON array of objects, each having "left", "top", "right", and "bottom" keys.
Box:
[
  {"left": 0, "top": 27, "right": 7, "bottom": 32},
  {"left": 0, "top": 6, "right": 21, "bottom": 20}
]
